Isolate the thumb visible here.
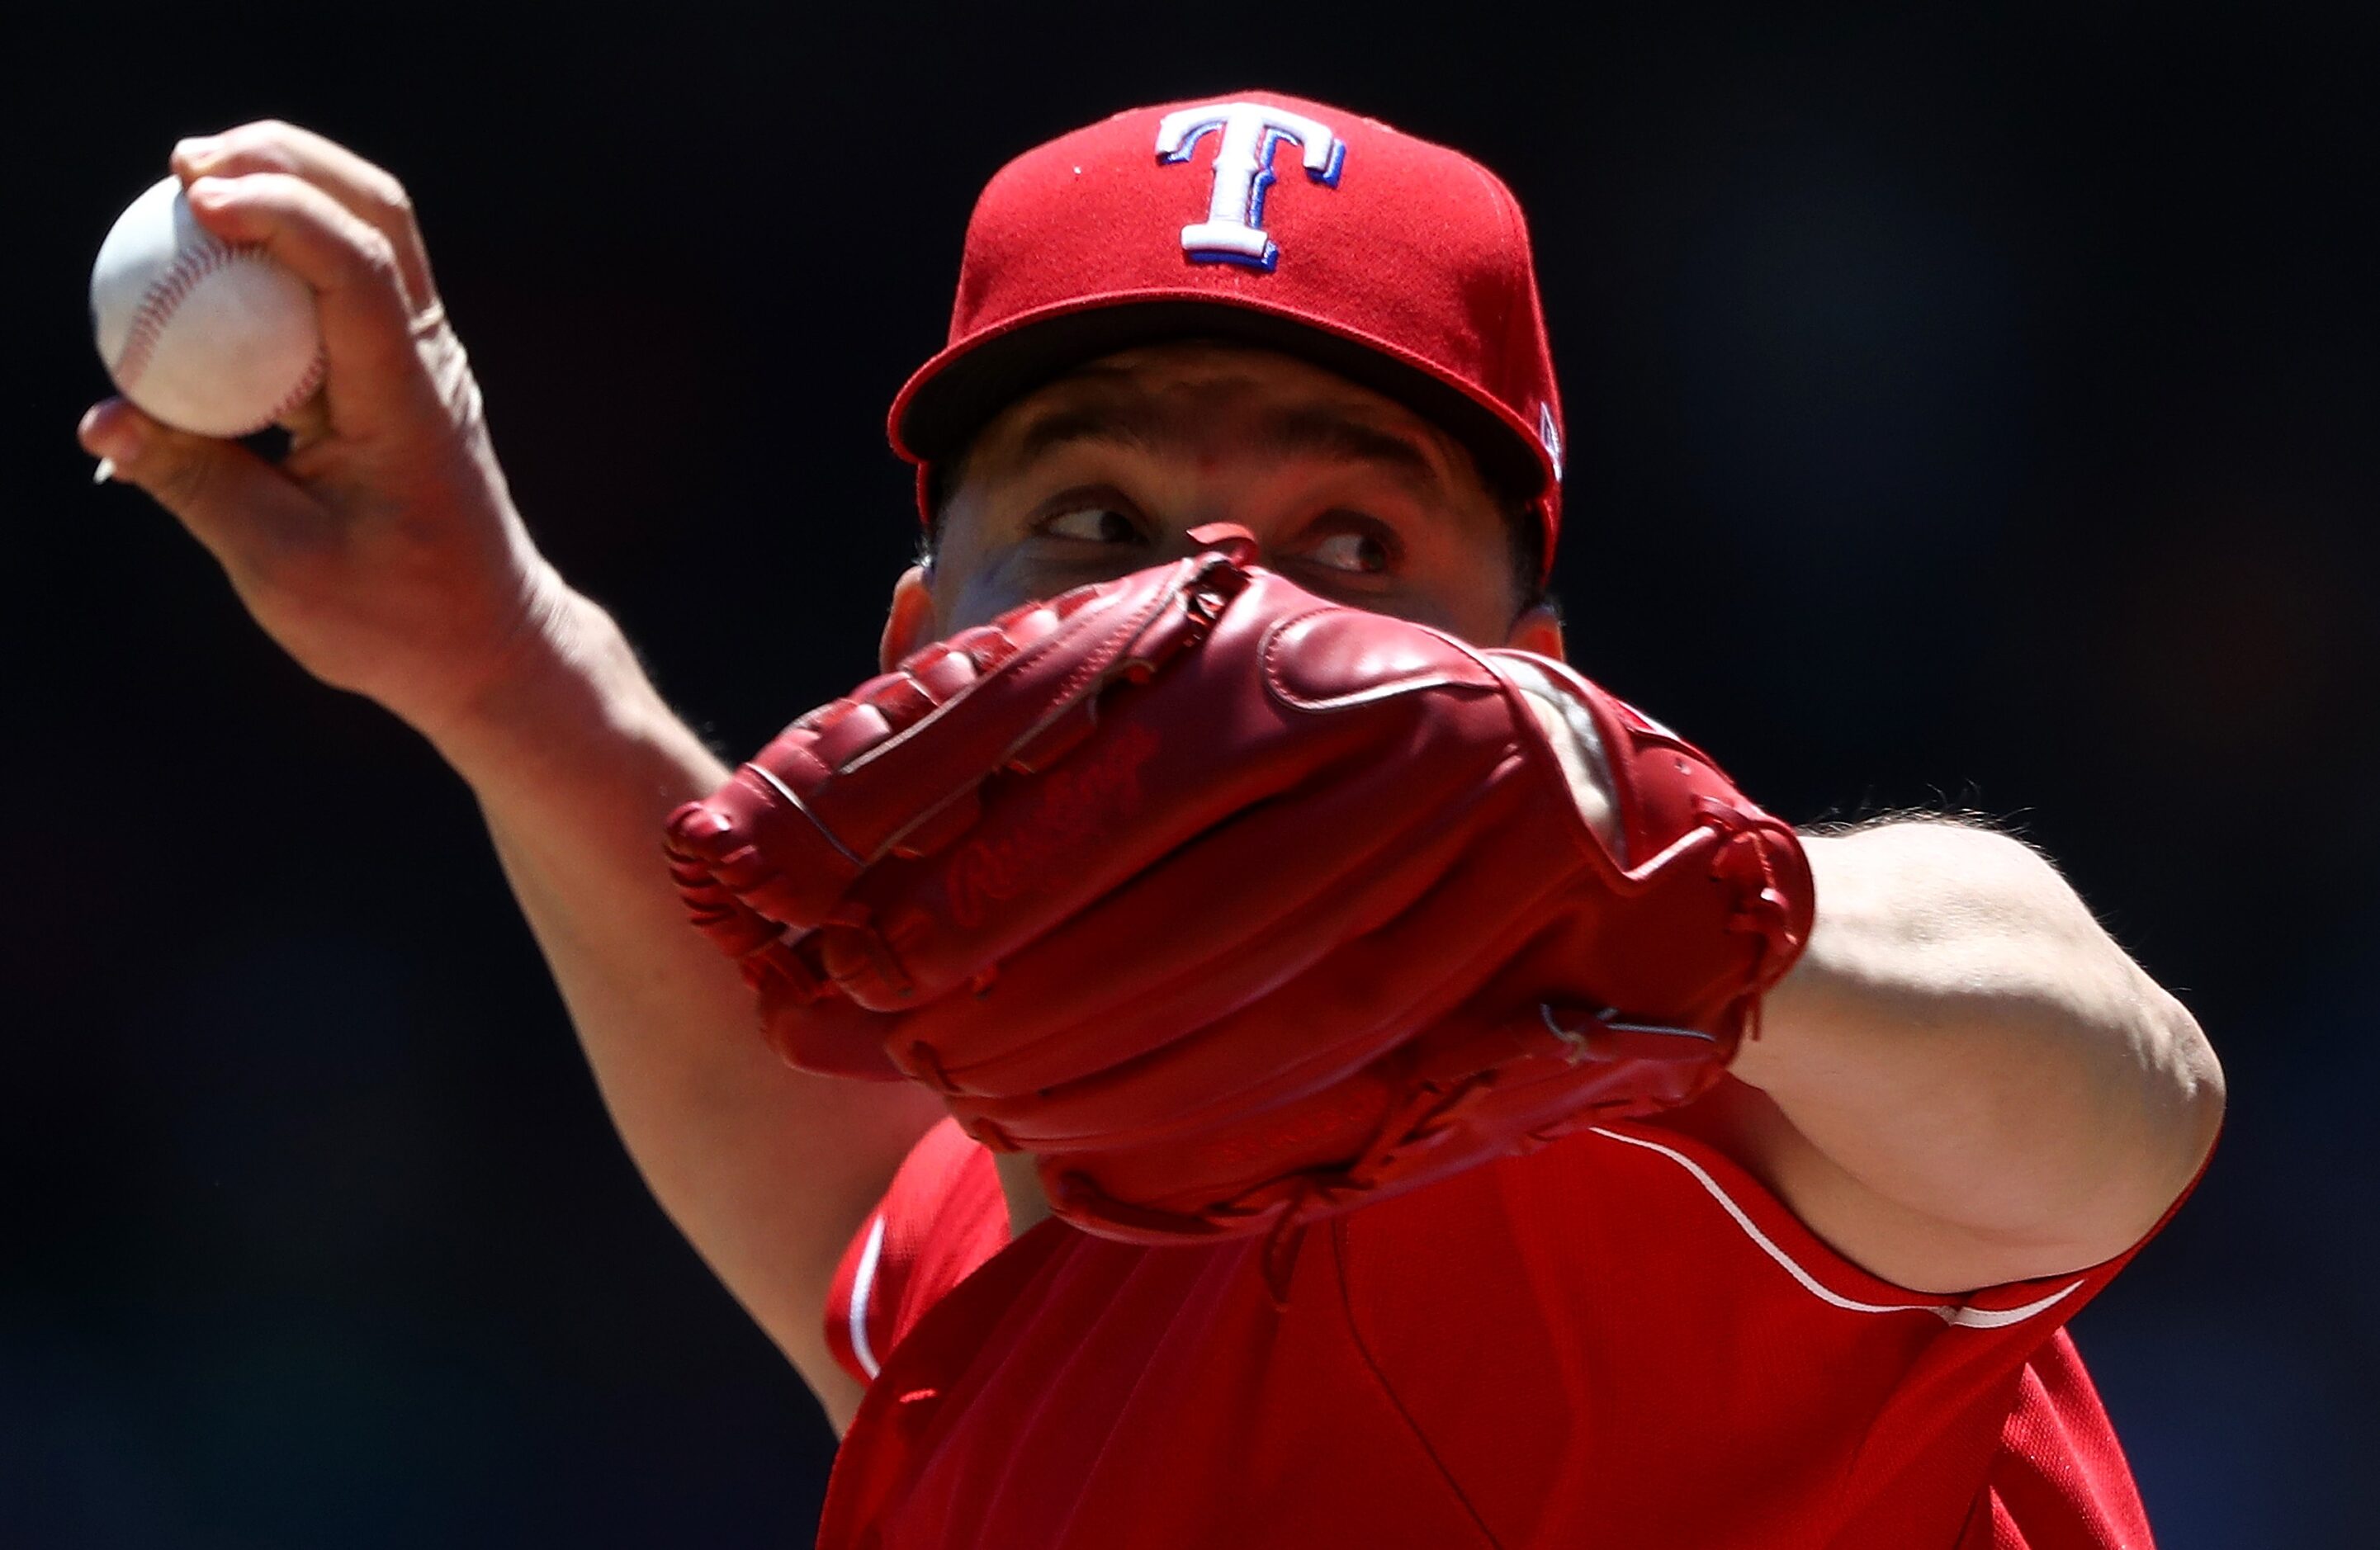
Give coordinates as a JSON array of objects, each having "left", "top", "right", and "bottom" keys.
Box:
[{"left": 79, "top": 397, "right": 316, "bottom": 568}]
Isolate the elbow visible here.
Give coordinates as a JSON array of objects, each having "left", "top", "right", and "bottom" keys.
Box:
[
  {"left": 2158, "top": 988, "right": 2226, "bottom": 1192},
  {"left": 2016, "top": 985, "right": 2223, "bottom": 1278},
  {"left": 2092, "top": 987, "right": 2224, "bottom": 1261}
]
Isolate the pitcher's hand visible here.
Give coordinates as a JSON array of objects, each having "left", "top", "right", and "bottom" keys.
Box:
[{"left": 79, "top": 121, "right": 565, "bottom": 744}]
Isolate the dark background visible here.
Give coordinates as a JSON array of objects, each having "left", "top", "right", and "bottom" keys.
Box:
[{"left": 4, "top": 2, "right": 2371, "bottom": 1544}]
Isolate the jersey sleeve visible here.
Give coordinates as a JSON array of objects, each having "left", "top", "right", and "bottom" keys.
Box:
[
  {"left": 1332, "top": 1102, "right": 2206, "bottom": 1548},
  {"left": 824, "top": 1117, "right": 1010, "bottom": 1387}
]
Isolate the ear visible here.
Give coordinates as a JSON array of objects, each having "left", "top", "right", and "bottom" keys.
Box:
[
  {"left": 880, "top": 565, "right": 939, "bottom": 671},
  {"left": 1502, "top": 602, "right": 1566, "bottom": 661}
]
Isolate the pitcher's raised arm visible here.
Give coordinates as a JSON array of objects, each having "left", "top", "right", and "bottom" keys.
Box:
[{"left": 78, "top": 121, "right": 946, "bottom": 1431}]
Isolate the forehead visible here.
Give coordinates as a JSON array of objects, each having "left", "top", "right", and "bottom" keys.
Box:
[{"left": 971, "top": 340, "right": 1481, "bottom": 478}]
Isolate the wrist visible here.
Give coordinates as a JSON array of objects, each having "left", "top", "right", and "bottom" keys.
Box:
[{"left": 414, "top": 574, "right": 689, "bottom": 796}]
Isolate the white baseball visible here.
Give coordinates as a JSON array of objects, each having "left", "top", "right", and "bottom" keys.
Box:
[{"left": 90, "top": 175, "right": 325, "bottom": 439}]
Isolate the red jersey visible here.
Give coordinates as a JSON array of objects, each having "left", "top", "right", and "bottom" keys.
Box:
[{"left": 818, "top": 1102, "right": 2164, "bottom": 1549}]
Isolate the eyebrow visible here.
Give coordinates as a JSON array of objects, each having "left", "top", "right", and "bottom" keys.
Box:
[{"left": 1010, "top": 395, "right": 1446, "bottom": 495}]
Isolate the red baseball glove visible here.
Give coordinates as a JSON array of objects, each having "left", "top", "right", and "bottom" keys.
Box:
[{"left": 665, "top": 525, "right": 1813, "bottom": 1269}]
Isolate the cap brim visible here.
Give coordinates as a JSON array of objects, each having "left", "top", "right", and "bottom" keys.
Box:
[{"left": 890, "top": 296, "right": 1551, "bottom": 508}]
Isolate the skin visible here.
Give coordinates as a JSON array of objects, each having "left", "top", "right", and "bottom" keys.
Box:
[
  {"left": 902, "top": 343, "right": 1554, "bottom": 647},
  {"left": 81, "top": 122, "right": 2223, "bottom": 1441}
]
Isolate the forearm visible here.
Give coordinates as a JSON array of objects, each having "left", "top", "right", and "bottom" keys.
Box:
[
  {"left": 430, "top": 588, "right": 944, "bottom": 1387},
  {"left": 1730, "top": 822, "right": 2222, "bottom": 1284}
]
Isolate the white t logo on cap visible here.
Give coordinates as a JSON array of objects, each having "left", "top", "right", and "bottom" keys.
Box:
[{"left": 1154, "top": 102, "right": 1345, "bottom": 271}]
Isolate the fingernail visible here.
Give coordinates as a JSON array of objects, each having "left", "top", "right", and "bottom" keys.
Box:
[
  {"left": 92, "top": 458, "right": 116, "bottom": 485},
  {"left": 187, "top": 176, "right": 230, "bottom": 209},
  {"left": 174, "top": 134, "right": 220, "bottom": 167}
]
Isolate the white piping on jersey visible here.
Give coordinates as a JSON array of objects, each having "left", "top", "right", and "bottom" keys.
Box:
[
  {"left": 849, "top": 1212, "right": 888, "bottom": 1378},
  {"left": 1585, "top": 1127, "right": 2084, "bottom": 1330}
]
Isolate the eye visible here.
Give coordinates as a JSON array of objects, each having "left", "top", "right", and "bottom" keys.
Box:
[
  {"left": 1038, "top": 504, "right": 1147, "bottom": 545},
  {"left": 1304, "top": 527, "right": 1398, "bottom": 575}
]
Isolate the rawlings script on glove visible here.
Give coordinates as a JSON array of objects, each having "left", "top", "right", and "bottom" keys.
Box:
[{"left": 665, "top": 525, "right": 1814, "bottom": 1262}]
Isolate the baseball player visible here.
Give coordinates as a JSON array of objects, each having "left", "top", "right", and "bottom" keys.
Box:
[{"left": 80, "top": 92, "right": 2222, "bottom": 1548}]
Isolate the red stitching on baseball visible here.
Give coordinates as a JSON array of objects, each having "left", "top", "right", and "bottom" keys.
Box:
[
  {"left": 113, "top": 239, "right": 240, "bottom": 391},
  {"left": 236, "top": 347, "right": 327, "bottom": 437},
  {"left": 112, "top": 235, "right": 321, "bottom": 434}
]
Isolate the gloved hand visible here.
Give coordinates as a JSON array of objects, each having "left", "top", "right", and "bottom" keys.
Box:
[{"left": 666, "top": 525, "right": 1814, "bottom": 1265}]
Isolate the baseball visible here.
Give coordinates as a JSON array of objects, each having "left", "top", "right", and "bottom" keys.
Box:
[{"left": 90, "top": 175, "right": 325, "bottom": 438}]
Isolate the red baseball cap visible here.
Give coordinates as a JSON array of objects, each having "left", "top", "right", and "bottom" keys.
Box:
[{"left": 888, "top": 90, "right": 1568, "bottom": 577}]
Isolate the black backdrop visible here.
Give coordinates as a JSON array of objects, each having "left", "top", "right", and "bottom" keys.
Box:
[{"left": 4, "top": 2, "right": 2371, "bottom": 1544}]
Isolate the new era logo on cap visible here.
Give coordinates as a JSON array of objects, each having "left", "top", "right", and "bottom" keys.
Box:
[
  {"left": 1154, "top": 102, "right": 1346, "bottom": 270},
  {"left": 888, "top": 91, "right": 1569, "bottom": 578}
]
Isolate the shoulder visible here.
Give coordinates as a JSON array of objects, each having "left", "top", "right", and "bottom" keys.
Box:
[{"left": 1322, "top": 1110, "right": 2137, "bottom": 1546}]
